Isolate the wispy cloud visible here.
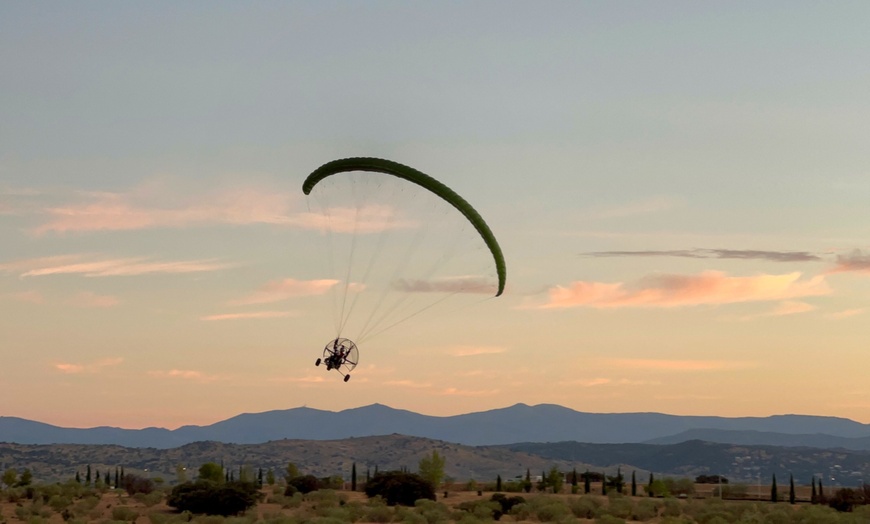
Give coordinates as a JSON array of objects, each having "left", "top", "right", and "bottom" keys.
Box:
[
  {"left": 33, "top": 185, "right": 298, "bottom": 234},
  {"left": 533, "top": 271, "right": 830, "bottom": 309},
  {"left": 2, "top": 254, "right": 231, "bottom": 278},
  {"left": 229, "top": 278, "right": 338, "bottom": 306},
  {"left": 447, "top": 345, "right": 507, "bottom": 357},
  {"left": 392, "top": 277, "right": 496, "bottom": 294},
  {"left": 602, "top": 358, "right": 756, "bottom": 372},
  {"left": 583, "top": 248, "right": 822, "bottom": 262},
  {"left": 68, "top": 291, "right": 120, "bottom": 308},
  {"left": 53, "top": 357, "right": 123, "bottom": 374},
  {"left": 148, "top": 369, "right": 223, "bottom": 382},
  {"left": 200, "top": 311, "right": 299, "bottom": 321},
  {"left": 829, "top": 249, "right": 870, "bottom": 274},
  {"left": 438, "top": 387, "right": 500, "bottom": 397},
  {"left": 825, "top": 308, "right": 865, "bottom": 319},
  {"left": 384, "top": 380, "right": 432, "bottom": 388},
  {"left": 559, "top": 377, "right": 663, "bottom": 387},
  {"left": 4, "top": 290, "right": 44, "bottom": 304},
  {"left": 27, "top": 180, "right": 412, "bottom": 235},
  {"left": 728, "top": 300, "right": 816, "bottom": 321}
]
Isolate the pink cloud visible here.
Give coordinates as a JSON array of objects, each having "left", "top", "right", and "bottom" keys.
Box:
[
  {"left": 288, "top": 206, "right": 415, "bottom": 234},
  {"left": 384, "top": 380, "right": 432, "bottom": 388},
  {"left": 148, "top": 369, "right": 222, "bottom": 382},
  {"left": 53, "top": 357, "right": 123, "bottom": 374},
  {"left": 826, "top": 308, "right": 865, "bottom": 319},
  {"left": 535, "top": 271, "right": 830, "bottom": 309},
  {"left": 2, "top": 254, "right": 231, "bottom": 277},
  {"left": 393, "top": 276, "right": 496, "bottom": 294},
  {"left": 229, "top": 278, "right": 338, "bottom": 305},
  {"left": 438, "top": 387, "right": 500, "bottom": 396},
  {"left": 603, "top": 358, "right": 755, "bottom": 372},
  {"left": 33, "top": 186, "right": 299, "bottom": 234},
  {"left": 6, "top": 290, "right": 44, "bottom": 304},
  {"left": 68, "top": 291, "right": 120, "bottom": 308},
  {"left": 200, "top": 311, "right": 298, "bottom": 321},
  {"left": 829, "top": 250, "right": 870, "bottom": 274},
  {"left": 448, "top": 345, "right": 507, "bottom": 357}
]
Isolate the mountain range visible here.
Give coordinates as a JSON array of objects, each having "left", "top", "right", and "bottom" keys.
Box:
[{"left": 3, "top": 403, "right": 870, "bottom": 450}]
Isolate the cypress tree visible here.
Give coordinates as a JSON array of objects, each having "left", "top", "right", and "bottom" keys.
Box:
[
  {"left": 811, "top": 477, "right": 817, "bottom": 504},
  {"left": 789, "top": 474, "right": 795, "bottom": 504},
  {"left": 104, "top": 470, "right": 110, "bottom": 485},
  {"left": 648, "top": 472, "right": 654, "bottom": 497},
  {"left": 496, "top": 474, "right": 502, "bottom": 491},
  {"left": 86, "top": 465, "right": 91, "bottom": 485},
  {"left": 524, "top": 468, "right": 531, "bottom": 493},
  {"left": 120, "top": 467, "right": 125, "bottom": 483},
  {"left": 75, "top": 471, "right": 81, "bottom": 483},
  {"left": 541, "top": 470, "right": 546, "bottom": 492},
  {"left": 584, "top": 469, "right": 590, "bottom": 494},
  {"left": 571, "top": 468, "right": 577, "bottom": 487},
  {"left": 366, "top": 467, "right": 371, "bottom": 482},
  {"left": 114, "top": 467, "right": 119, "bottom": 488},
  {"left": 771, "top": 474, "right": 778, "bottom": 503},
  {"left": 351, "top": 463, "right": 357, "bottom": 491},
  {"left": 818, "top": 478, "right": 824, "bottom": 500},
  {"left": 258, "top": 468, "right": 264, "bottom": 487},
  {"left": 631, "top": 470, "right": 637, "bottom": 496},
  {"left": 601, "top": 473, "right": 607, "bottom": 495}
]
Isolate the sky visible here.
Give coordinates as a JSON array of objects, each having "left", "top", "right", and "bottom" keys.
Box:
[{"left": 2, "top": 1, "right": 870, "bottom": 430}]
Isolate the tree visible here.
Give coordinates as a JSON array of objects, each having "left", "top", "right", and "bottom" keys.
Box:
[
  {"left": 789, "top": 474, "right": 795, "bottom": 504},
  {"left": 283, "top": 462, "right": 300, "bottom": 484},
  {"left": 122, "top": 473, "right": 156, "bottom": 495},
  {"left": 819, "top": 478, "right": 825, "bottom": 501},
  {"left": 606, "top": 468, "right": 624, "bottom": 493},
  {"left": 115, "top": 467, "right": 120, "bottom": 489},
  {"left": 771, "top": 474, "right": 778, "bottom": 503},
  {"left": 75, "top": 471, "right": 81, "bottom": 484},
  {"left": 523, "top": 469, "right": 532, "bottom": 493},
  {"left": 287, "top": 475, "right": 322, "bottom": 494},
  {"left": 811, "top": 477, "right": 817, "bottom": 504},
  {"left": 571, "top": 468, "right": 578, "bottom": 488},
  {"left": 418, "top": 450, "right": 445, "bottom": 489},
  {"left": 2, "top": 469, "right": 17, "bottom": 489},
  {"left": 199, "top": 462, "right": 224, "bottom": 483},
  {"left": 648, "top": 472, "right": 654, "bottom": 497},
  {"left": 584, "top": 469, "right": 591, "bottom": 494},
  {"left": 86, "top": 464, "right": 91, "bottom": 485},
  {"left": 546, "top": 466, "right": 563, "bottom": 494},
  {"left": 176, "top": 465, "right": 188, "bottom": 484},
  {"left": 496, "top": 474, "right": 502, "bottom": 492},
  {"left": 631, "top": 471, "right": 637, "bottom": 496},
  {"left": 168, "top": 480, "right": 260, "bottom": 516},
  {"left": 364, "top": 471, "right": 435, "bottom": 506},
  {"left": 351, "top": 462, "right": 357, "bottom": 491},
  {"left": 17, "top": 468, "right": 32, "bottom": 487},
  {"left": 601, "top": 473, "right": 607, "bottom": 496},
  {"left": 257, "top": 468, "right": 264, "bottom": 487},
  {"left": 266, "top": 469, "right": 276, "bottom": 486}
]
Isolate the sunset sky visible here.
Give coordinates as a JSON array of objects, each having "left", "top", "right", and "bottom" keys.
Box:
[{"left": 3, "top": 1, "right": 870, "bottom": 430}]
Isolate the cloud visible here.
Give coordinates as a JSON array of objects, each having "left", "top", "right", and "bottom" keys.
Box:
[
  {"left": 825, "top": 308, "right": 864, "bottom": 319},
  {"left": 829, "top": 249, "right": 870, "bottom": 274},
  {"left": 4, "top": 290, "right": 44, "bottom": 304},
  {"left": 68, "top": 291, "right": 120, "bottom": 308},
  {"left": 148, "top": 369, "right": 222, "bottom": 382},
  {"left": 200, "top": 311, "right": 299, "bottom": 321},
  {"left": 447, "top": 345, "right": 507, "bottom": 357},
  {"left": 559, "top": 377, "right": 663, "bottom": 387},
  {"left": 229, "top": 278, "right": 339, "bottom": 305},
  {"left": 438, "top": 387, "right": 500, "bottom": 397},
  {"left": 53, "top": 357, "right": 123, "bottom": 374},
  {"left": 28, "top": 180, "right": 412, "bottom": 235},
  {"left": 583, "top": 248, "right": 822, "bottom": 262},
  {"left": 601, "top": 358, "right": 755, "bottom": 372},
  {"left": 728, "top": 300, "right": 816, "bottom": 321},
  {"left": 2, "top": 254, "right": 231, "bottom": 278},
  {"left": 384, "top": 380, "right": 432, "bottom": 388},
  {"left": 534, "top": 271, "right": 830, "bottom": 309},
  {"left": 33, "top": 185, "right": 299, "bottom": 234},
  {"left": 392, "top": 277, "right": 495, "bottom": 294}
]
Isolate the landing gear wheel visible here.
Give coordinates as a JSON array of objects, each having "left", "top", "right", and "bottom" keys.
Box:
[
  {"left": 344, "top": 375, "right": 350, "bottom": 382},
  {"left": 315, "top": 358, "right": 321, "bottom": 366}
]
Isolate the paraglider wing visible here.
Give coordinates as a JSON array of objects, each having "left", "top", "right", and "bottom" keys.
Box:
[{"left": 302, "top": 157, "right": 506, "bottom": 297}]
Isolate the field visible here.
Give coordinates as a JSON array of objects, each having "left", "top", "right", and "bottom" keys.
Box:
[{"left": 2, "top": 483, "right": 869, "bottom": 524}]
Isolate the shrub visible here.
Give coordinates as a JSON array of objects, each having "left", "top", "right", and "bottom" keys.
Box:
[
  {"left": 111, "top": 506, "right": 140, "bottom": 522},
  {"left": 632, "top": 499, "right": 660, "bottom": 521},
  {"left": 287, "top": 475, "right": 322, "bottom": 495},
  {"left": 595, "top": 514, "right": 626, "bottom": 524},
  {"left": 570, "top": 496, "right": 601, "bottom": 519},
  {"left": 167, "top": 480, "right": 260, "bottom": 516},
  {"left": 535, "top": 501, "right": 570, "bottom": 522},
  {"left": 364, "top": 471, "right": 435, "bottom": 507},
  {"left": 828, "top": 487, "right": 867, "bottom": 512},
  {"left": 122, "top": 474, "right": 156, "bottom": 495}
]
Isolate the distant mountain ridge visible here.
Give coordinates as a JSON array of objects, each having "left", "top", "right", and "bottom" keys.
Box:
[{"left": 2, "top": 403, "right": 869, "bottom": 449}]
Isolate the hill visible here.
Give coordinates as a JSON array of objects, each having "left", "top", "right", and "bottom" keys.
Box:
[{"left": 3, "top": 403, "right": 870, "bottom": 448}]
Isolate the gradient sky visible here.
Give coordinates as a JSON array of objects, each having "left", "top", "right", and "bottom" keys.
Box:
[{"left": 2, "top": 1, "right": 870, "bottom": 429}]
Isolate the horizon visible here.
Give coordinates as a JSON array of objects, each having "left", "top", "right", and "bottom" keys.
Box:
[
  {"left": 6, "top": 402, "right": 868, "bottom": 432},
  {"left": 3, "top": 2, "right": 870, "bottom": 429}
]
